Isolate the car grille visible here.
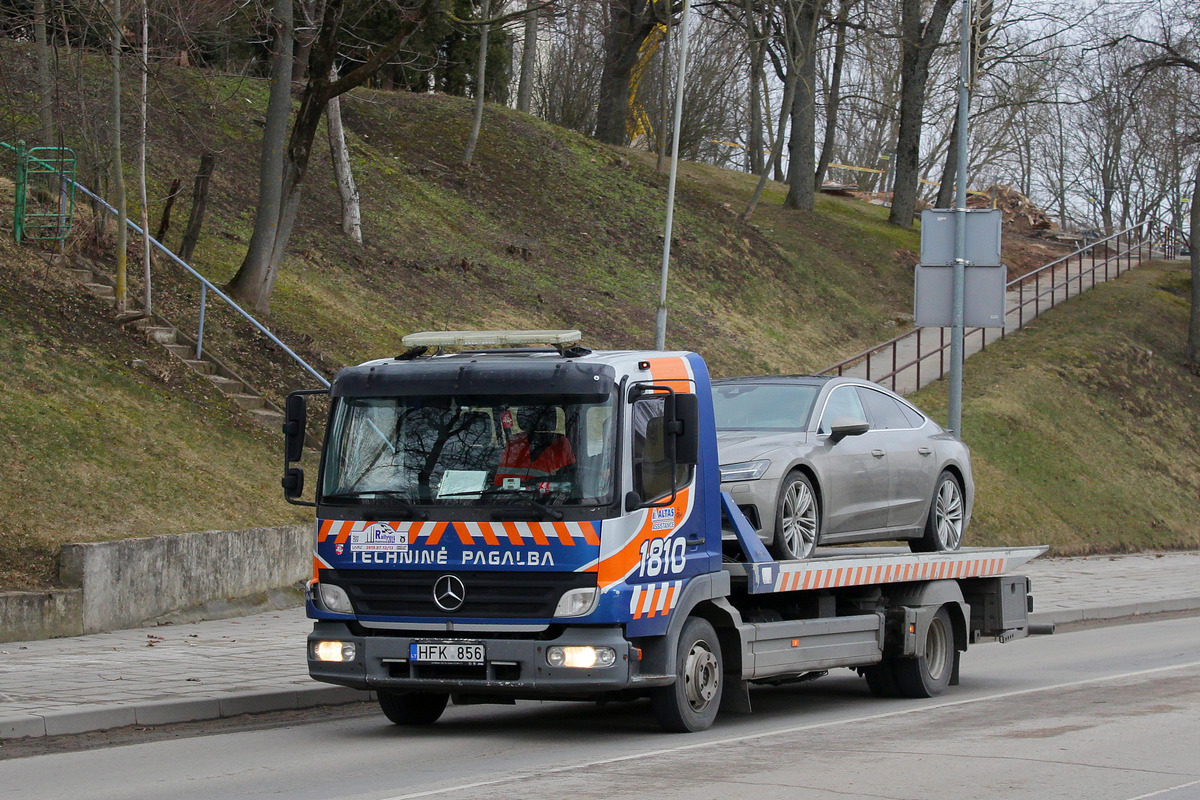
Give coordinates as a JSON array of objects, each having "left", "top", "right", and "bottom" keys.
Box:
[{"left": 323, "top": 569, "right": 595, "bottom": 618}]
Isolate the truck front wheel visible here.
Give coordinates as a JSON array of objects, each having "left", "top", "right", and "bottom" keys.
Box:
[
  {"left": 651, "top": 617, "right": 723, "bottom": 733},
  {"left": 377, "top": 690, "right": 450, "bottom": 725}
]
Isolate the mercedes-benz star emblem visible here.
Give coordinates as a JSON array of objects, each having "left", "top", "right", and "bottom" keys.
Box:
[{"left": 433, "top": 574, "right": 466, "bottom": 612}]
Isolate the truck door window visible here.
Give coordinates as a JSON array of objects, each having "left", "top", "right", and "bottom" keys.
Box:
[{"left": 631, "top": 395, "right": 693, "bottom": 503}]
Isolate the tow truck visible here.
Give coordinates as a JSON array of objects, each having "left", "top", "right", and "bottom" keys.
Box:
[{"left": 282, "top": 331, "right": 1044, "bottom": 732}]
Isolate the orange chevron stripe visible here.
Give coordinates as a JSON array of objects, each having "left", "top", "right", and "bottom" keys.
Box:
[
  {"left": 662, "top": 583, "right": 677, "bottom": 612},
  {"left": 454, "top": 524, "right": 475, "bottom": 545},
  {"left": 529, "top": 522, "right": 551, "bottom": 546},
  {"left": 502, "top": 522, "right": 525, "bottom": 546},
  {"left": 552, "top": 521, "right": 576, "bottom": 546},
  {"left": 317, "top": 520, "right": 335, "bottom": 542},
  {"left": 580, "top": 522, "right": 600, "bottom": 546},
  {"left": 423, "top": 521, "right": 449, "bottom": 545},
  {"left": 334, "top": 521, "right": 353, "bottom": 544},
  {"left": 479, "top": 523, "right": 500, "bottom": 546}
]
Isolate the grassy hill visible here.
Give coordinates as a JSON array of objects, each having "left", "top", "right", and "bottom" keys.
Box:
[
  {"left": 913, "top": 261, "right": 1200, "bottom": 554},
  {"left": 0, "top": 46, "right": 1196, "bottom": 589}
]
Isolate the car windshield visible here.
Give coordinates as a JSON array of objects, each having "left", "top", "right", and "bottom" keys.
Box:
[
  {"left": 320, "top": 394, "right": 616, "bottom": 507},
  {"left": 712, "top": 383, "right": 820, "bottom": 430}
]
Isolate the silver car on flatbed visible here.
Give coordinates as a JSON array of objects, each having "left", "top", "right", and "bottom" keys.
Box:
[{"left": 714, "top": 376, "right": 973, "bottom": 560}]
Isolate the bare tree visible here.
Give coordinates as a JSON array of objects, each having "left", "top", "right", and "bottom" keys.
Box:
[
  {"left": 516, "top": 0, "right": 539, "bottom": 112},
  {"left": 326, "top": 66, "right": 361, "bottom": 244},
  {"left": 887, "top": 0, "right": 954, "bottom": 227},
  {"left": 462, "top": 0, "right": 493, "bottom": 165},
  {"left": 783, "top": 0, "right": 823, "bottom": 211}
]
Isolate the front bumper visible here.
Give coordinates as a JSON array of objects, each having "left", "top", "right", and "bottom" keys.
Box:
[{"left": 308, "top": 622, "right": 670, "bottom": 697}]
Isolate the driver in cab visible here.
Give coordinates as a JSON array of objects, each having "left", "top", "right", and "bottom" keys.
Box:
[{"left": 495, "top": 406, "right": 575, "bottom": 485}]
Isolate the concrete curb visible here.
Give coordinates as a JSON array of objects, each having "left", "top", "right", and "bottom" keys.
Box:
[
  {"left": 0, "top": 685, "right": 375, "bottom": 741},
  {"left": 1029, "top": 596, "right": 1200, "bottom": 628}
]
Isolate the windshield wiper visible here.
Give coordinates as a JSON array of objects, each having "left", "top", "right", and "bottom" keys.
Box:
[
  {"left": 438, "top": 489, "right": 566, "bottom": 521},
  {"left": 321, "top": 490, "right": 428, "bottom": 519}
]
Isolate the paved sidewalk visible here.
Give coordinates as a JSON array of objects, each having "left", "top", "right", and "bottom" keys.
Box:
[{"left": 1, "top": 551, "right": 1196, "bottom": 740}]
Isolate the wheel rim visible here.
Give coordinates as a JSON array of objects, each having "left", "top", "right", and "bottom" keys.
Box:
[
  {"left": 925, "top": 615, "right": 949, "bottom": 682},
  {"left": 683, "top": 639, "right": 720, "bottom": 712},
  {"left": 934, "top": 479, "right": 963, "bottom": 550},
  {"left": 781, "top": 480, "right": 818, "bottom": 558}
]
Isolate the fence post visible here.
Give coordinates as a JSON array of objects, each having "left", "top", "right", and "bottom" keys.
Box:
[
  {"left": 13, "top": 140, "right": 28, "bottom": 243},
  {"left": 196, "top": 283, "right": 207, "bottom": 360}
]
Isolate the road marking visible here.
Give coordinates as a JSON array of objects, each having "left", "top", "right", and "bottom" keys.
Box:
[
  {"left": 380, "top": 659, "right": 1200, "bottom": 800},
  {"left": 1122, "top": 779, "right": 1200, "bottom": 800}
]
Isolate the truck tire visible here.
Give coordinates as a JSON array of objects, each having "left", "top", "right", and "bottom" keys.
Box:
[
  {"left": 862, "top": 660, "right": 901, "bottom": 698},
  {"left": 910, "top": 471, "right": 965, "bottom": 552},
  {"left": 377, "top": 690, "right": 450, "bottom": 725},
  {"left": 651, "top": 617, "right": 723, "bottom": 732},
  {"left": 770, "top": 471, "right": 820, "bottom": 560},
  {"left": 893, "top": 607, "right": 954, "bottom": 698}
]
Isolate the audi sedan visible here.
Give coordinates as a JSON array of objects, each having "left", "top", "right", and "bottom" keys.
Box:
[{"left": 713, "top": 376, "right": 973, "bottom": 560}]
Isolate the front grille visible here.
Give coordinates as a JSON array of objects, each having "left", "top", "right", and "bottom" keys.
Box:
[{"left": 324, "top": 569, "right": 595, "bottom": 618}]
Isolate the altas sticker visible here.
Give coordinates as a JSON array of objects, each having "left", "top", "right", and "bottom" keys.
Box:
[{"left": 651, "top": 507, "right": 676, "bottom": 531}]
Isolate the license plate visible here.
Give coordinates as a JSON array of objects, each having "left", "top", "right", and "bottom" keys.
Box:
[{"left": 409, "top": 641, "right": 485, "bottom": 664}]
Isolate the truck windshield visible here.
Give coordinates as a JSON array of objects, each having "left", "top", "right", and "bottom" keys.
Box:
[{"left": 321, "top": 394, "right": 616, "bottom": 507}]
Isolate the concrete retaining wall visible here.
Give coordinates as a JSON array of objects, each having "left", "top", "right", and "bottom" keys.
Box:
[{"left": 1, "top": 525, "right": 310, "bottom": 642}]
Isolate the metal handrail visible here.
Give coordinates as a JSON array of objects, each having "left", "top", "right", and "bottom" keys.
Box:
[
  {"left": 2, "top": 141, "right": 332, "bottom": 389},
  {"left": 818, "top": 220, "right": 1152, "bottom": 393}
]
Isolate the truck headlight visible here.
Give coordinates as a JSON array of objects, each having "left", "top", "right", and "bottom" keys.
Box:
[
  {"left": 554, "top": 587, "right": 599, "bottom": 617},
  {"left": 317, "top": 583, "right": 354, "bottom": 614},
  {"left": 311, "top": 640, "right": 356, "bottom": 662},
  {"left": 546, "top": 646, "right": 616, "bottom": 669},
  {"left": 719, "top": 459, "right": 771, "bottom": 482}
]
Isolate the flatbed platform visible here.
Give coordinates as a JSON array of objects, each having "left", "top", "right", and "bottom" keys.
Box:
[{"left": 725, "top": 546, "right": 1048, "bottom": 594}]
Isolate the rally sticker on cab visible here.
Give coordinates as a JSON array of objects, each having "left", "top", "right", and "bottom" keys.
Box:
[{"left": 348, "top": 522, "right": 408, "bottom": 554}]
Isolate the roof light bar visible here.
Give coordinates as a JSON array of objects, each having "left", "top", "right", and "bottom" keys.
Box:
[{"left": 400, "top": 330, "right": 582, "bottom": 349}]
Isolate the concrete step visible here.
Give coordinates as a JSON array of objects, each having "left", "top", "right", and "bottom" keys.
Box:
[
  {"left": 183, "top": 359, "right": 216, "bottom": 375},
  {"left": 231, "top": 394, "right": 266, "bottom": 411},
  {"left": 144, "top": 326, "right": 177, "bottom": 345},
  {"left": 163, "top": 343, "right": 193, "bottom": 359},
  {"left": 208, "top": 375, "right": 243, "bottom": 394},
  {"left": 64, "top": 268, "right": 94, "bottom": 283},
  {"left": 250, "top": 408, "right": 285, "bottom": 430},
  {"left": 83, "top": 283, "right": 114, "bottom": 299}
]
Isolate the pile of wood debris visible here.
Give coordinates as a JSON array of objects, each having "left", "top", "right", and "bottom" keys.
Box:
[{"left": 967, "top": 184, "right": 1054, "bottom": 234}]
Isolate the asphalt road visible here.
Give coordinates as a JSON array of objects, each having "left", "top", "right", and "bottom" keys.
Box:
[{"left": 2, "top": 616, "right": 1198, "bottom": 800}]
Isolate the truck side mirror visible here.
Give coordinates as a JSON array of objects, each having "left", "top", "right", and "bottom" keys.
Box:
[
  {"left": 282, "top": 467, "right": 304, "bottom": 499},
  {"left": 284, "top": 393, "right": 308, "bottom": 463},
  {"left": 670, "top": 393, "right": 700, "bottom": 465}
]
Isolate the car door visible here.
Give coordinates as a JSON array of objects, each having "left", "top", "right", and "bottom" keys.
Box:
[
  {"left": 857, "top": 387, "right": 932, "bottom": 532},
  {"left": 814, "top": 385, "right": 890, "bottom": 535}
]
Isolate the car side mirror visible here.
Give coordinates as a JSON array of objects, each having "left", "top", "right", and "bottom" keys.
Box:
[{"left": 829, "top": 416, "right": 870, "bottom": 441}]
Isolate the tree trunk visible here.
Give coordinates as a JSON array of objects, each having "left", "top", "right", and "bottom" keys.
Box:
[
  {"left": 111, "top": 0, "right": 128, "bottom": 313},
  {"left": 745, "top": 0, "right": 765, "bottom": 175},
  {"left": 154, "top": 178, "right": 182, "bottom": 242},
  {"left": 179, "top": 153, "right": 214, "bottom": 262},
  {"left": 656, "top": 12, "right": 670, "bottom": 172},
  {"left": 326, "top": 70, "right": 362, "bottom": 243},
  {"left": 815, "top": 0, "right": 850, "bottom": 190},
  {"left": 594, "top": 0, "right": 661, "bottom": 146},
  {"left": 34, "top": 0, "right": 54, "bottom": 144},
  {"left": 935, "top": 108, "right": 960, "bottom": 208},
  {"left": 225, "top": 0, "right": 435, "bottom": 313},
  {"left": 516, "top": 0, "right": 538, "bottom": 113},
  {"left": 462, "top": 0, "right": 491, "bottom": 166},
  {"left": 225, "top": 0, "right": 293, "bottom": 312},
  {"left": 784, "top": 0, "right": 821, "bottom": 211},
  {"left": 1187, "top": 164, "right": 1200, "bottom": 371},
  {"left": 743, "top": 9, "right": 800, "bottom": 223},
  {"left": 887, "top": 0, "right": 954, "bottom": 228}
]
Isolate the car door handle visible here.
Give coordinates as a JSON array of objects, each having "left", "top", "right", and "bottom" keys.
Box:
[
  {"left": 918, "top": 447, "right": 932, "bottom": 456},
  {"left": 871, "top": 449, "right": 886, "bottom": 458}
]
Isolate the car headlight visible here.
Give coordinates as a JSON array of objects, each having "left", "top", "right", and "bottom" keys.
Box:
[
  {"left": 719, "top": 459, "right": 772, "bottom": 482},
  {"left": 317, "top": 583, "right": 354, "bottom": 614},
  {"left": 554, "top": 587, "right": 599, "bottom": 617}
]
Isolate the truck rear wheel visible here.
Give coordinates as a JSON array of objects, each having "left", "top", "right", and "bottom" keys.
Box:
[
  {"left": 651, "top": 617, "right": 723, "bottom": 733},
  {"left": 862, "top": 660, "right": 901, "bottom": 698},
  {"left": 893, "top": 607, "right": 954, "bottom": 698},
  {"left": 377, "top": 690, "right": 450, "bottom": 725}
]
